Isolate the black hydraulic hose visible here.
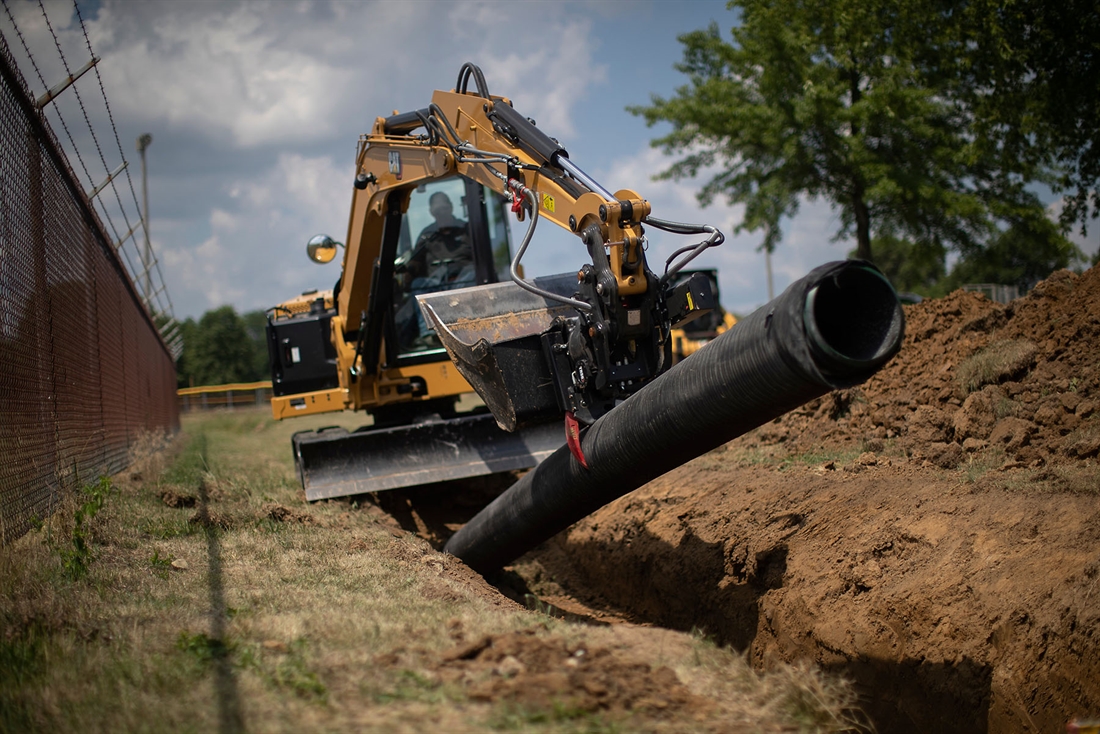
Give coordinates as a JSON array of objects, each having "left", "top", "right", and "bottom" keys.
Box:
[{"left": 443, "top": 260, "right": 905, "bottom": 574}]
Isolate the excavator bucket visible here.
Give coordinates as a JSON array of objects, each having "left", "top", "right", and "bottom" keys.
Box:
[
  {"left": 293, "top": 412, "right": 564, "bottom": 501},
  {"left": 417, "top": 273, "right": 578, "bottom": 432}
]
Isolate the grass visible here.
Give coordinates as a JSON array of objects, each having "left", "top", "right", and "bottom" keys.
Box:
[
  {"left": 956, "top": 339, "right": 1037, "bottom": 394},
  {"left": 1, "top": 407, "right": 862, "bottom": 733}
]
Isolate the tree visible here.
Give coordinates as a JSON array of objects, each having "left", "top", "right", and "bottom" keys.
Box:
[
  {"left": 182, "top": 306, "right": 256, "bottom": 387},
  {"left": 632, "top": 0, "right": 1054, "bottom": 262},
  {"left": 963, "top": 0, "right": 1100, "bottom": 235},
  {"left": 859, "top": 234, "right": 946, "bottom": 296},
  {"left": 945, "top": 213, "right": 1082, "bottom": 291},
  {"left": 175, "top": 317, "right": 198, "bottom": 389},
  {"left": 241, "top": 309, "right": 272, "bottom": 382}
]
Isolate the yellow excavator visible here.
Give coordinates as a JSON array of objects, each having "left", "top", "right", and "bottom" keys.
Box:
[
  {"left": 266, "top": 64, "right": 905, "bottom": 574},
  {"left": 265, "top": 63, "right": 725, "bottom": 501}
]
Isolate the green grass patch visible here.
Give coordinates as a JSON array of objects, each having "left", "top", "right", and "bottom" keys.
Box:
[{"left": 957, "top": 339, "right": 1037, "bottom": 394}]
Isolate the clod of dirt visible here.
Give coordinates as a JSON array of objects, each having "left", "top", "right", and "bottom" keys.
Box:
[
  {"left": 263, "top": 503, "right": 315, "bottom": 525},
  {"left": 956, "top": 339, "right": 1037, "bottom": 394},
  {"left": 198, "top": 476, "right": 224, "bottom": 502},
  {"left": 188, "top": 507, "right": 232, "bottom": 530},
  {"left": 435, "top": 630, "right": 706, "bottom": 718},
  {"left": 159, "top": 490, "right": 197, "bottom": 509}
]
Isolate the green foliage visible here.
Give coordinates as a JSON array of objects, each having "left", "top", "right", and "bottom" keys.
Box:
[
  {"left": 633, "top": 0, "right": 1080, "bottom": 263},
  {"left": 149, "top": 550, "right": 173, "bottom": 578},
  {"left": 176, "top": 306, "right": 269, "bottom": 388},
  {"left": 176, "top": 631, "right": 234, "bottom": 664},
  {"left": 860, "top": 234, "right": 946, "bottom": 296},
  {"left": 141, "top": 516, "right": 198, "bottom": 540},
  {"left": 946, "top": 213, "right": 1082, "bottom": 290},
  {"left": 241, "top": 309, "right": 271, "bottom": 383},
  {"left": 59, "top": 476, "right": 113, "bottom": 581},
  {"left": 962, "top": 0, "right": 1100, "bottom": 234},
  {"left": 0, "top": 628, "right": 45, "bottom": 732},
  {"left": 262, "top": 639, "right": 328, "bottom": 702}
]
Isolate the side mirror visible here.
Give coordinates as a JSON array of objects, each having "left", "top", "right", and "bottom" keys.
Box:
[{"left": 306, "top": 234, "right": 342, "bottom": 264}]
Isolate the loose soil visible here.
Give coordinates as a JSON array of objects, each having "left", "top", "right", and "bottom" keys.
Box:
[{"left": 387, "top": 267, "right": 1100, "bottom": 733}]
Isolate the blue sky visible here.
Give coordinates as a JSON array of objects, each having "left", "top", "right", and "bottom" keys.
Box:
[{"left": 3, "top": 0, "right": 1096, "bottom": 321}]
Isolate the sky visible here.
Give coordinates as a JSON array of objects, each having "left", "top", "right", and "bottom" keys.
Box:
[{"left": 2, "top": 0, "right": 1097, "bottom": 322}]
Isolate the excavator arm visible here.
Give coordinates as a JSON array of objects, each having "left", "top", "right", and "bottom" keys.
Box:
[
  {"left": 267, "top": 63, "right": 726, "bottom": 497},
  {"left": 333, "top": 63, "right": 723, "bottom": 432}
]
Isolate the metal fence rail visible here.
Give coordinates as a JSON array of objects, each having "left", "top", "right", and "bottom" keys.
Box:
[
  {"left": 178, "top": 382, "right": 274, "bottom": 412},
  {"left": 0, "top": 36, "right": 178, "bottom": 545}
]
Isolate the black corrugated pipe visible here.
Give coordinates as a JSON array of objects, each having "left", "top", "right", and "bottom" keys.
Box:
[{"left": 443, "top": 260, "right": 905, "bottom": 574}]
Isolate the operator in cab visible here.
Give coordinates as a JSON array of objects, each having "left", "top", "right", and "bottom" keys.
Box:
[
  {"left": 395, "top": 191, "right": 475, "bottom": 350},
  {"left": 405, "top": 192, "right": 473, "bottom": 285}
]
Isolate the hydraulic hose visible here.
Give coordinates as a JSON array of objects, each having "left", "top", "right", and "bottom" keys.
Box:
[{"left": 443, "top": 260, "right": 905, "bottom": 574}]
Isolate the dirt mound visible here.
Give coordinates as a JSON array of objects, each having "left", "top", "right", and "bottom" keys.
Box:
[
  {"left": 531, "top": 267, "right": 1100, "bottom": 734},
  {"left": 750, "top": 267, "right": 1100, "bottom": 467}
]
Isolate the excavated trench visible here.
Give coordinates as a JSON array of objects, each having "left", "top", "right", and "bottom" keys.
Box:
[{"left": 367, "top": 266, "right": 1100, "bottom": 734}]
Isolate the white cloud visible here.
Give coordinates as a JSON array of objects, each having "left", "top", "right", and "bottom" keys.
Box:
[
  {"left": 161, "top": 152, "right": 350, "bottom": 315},
  {"left": 83, "top": 2, "right": 364, "bottom": 146}
]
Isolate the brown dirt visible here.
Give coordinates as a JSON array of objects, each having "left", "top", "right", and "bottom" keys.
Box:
[
  {"left": 435, "top": 628, "right": 703, "bottom": 719},
  {"left": 508, "top": 267, "right": 1100, "bottom": 734}
]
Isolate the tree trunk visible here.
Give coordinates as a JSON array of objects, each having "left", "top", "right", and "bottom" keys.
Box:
[
  {"left": 848, "top": 66, "right": 873, "bottom": 261},
  {"left": 852, "top": 181, "right": 872, "bottom": 261}
]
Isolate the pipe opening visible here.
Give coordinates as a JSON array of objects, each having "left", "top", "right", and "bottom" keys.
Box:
[{"left": 804, "top": 265, "right": 903, "bottom": 371}]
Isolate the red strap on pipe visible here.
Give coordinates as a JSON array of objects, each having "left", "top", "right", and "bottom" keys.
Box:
[{"left": 564, "top": 411, "right": 588, "bottom": 468}]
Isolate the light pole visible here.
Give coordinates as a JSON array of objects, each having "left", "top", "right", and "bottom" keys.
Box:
[
  {"left": 136, "top": 133, "right": 153, "bottom": 306},
  {"left": 765, "top": 245, "right": 774, "bottom": 301}
]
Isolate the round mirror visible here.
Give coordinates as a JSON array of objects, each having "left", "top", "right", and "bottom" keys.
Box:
[{"left": 306, "top": 234, "right": 341, "bottom": 264}]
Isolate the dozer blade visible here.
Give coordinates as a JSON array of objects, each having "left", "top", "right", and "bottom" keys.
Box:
[
  {"left": 292, "top": 412, "right": 564, "bottom": 502},
  {"left": 417, "top": 273, "right": 579, "bottom": 432}
]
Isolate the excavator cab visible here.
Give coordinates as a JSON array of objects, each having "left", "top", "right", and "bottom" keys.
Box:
[
  {"left": 268, "top": 173, "right": 564, "bottom": 501},
  {"left": 389, "top": 177, "right": 512, "bottom": 357}
]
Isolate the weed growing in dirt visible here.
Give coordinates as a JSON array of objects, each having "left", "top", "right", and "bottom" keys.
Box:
[
  {"left": 957, "top": 339, "right": 1037, "bottom": 394},
  {"left": 58, "top": 476, "right": 114, "bottom": 581},
  {"left": 368, "top": 668, "right": 448, "bottom": 705},
  {"left": 963, "top": 448, "right": 1006, "bottom": 484},
  {"left": 774, "top": 662, "right": 864, "bottom": 733},
  {"left": 235, "top": 637, "right": 329, "bottom": 703},
  {"left": 141, "top": 515, "right": 199, "bottom": 539},
  {"left": 177, "top": 630, "right": 235, "bottom": 664},
  {"left": 149, "top": 549, "right": 173, "bottom": 578}
]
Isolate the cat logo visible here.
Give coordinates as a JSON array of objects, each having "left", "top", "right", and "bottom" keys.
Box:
[{"left": 388, "top": 151, "right": 401, "bottom": 179}]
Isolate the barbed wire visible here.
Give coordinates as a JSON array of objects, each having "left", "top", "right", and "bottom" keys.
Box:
[
  {"left": 74, "top": 1, "right": 180, "bottom": 342},
  {"left": 0, "top": 0, "right": 182, "bottom": 357}
]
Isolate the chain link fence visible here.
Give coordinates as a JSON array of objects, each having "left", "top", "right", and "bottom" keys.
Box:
[{"left": 0, "top": 37, "right": 178, "bottom": 545}]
